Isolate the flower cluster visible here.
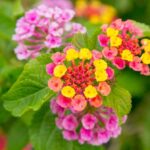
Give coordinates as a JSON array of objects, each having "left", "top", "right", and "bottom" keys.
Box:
[
  {"left": 46, "top": 47, "right": 127, "bottom": 145},
  {"left": 46, "top": 47, "right": 115, "bottom": 111},
  {"left": 50, "top": 99, "right": 127, "bottom": 145},
  {"left": 75, "top": 0, "right": 117, "bottom": 24},
  {"left": 98, "top": 19, "right": 150, "bottom": 76},
  {"left": 13, "top": 5, "right": 86, "bottom": 60}
]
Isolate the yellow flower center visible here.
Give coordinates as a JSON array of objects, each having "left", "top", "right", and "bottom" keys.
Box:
[
  {"left": 95, "top": 70, "right": 108, "bottom": 82},
  {"left": 121, "top": 49, "right": 133, "bottom": 62},
  {"left": 84, "top": 85, "right": 97, "bottom": 98},
  {"left": 110, "top": 36, "right": 122, "bottom": 47},
  {"left": 79, "top": 48, "right": 92, "bottom": 60},
  {"left": 106, "top": 27, "right": 119, "bottom": 37},
  {"left": 141, "top": 52, "right": 150, "bottom": 64},
  {"left": 93, "top": 59, "right": 108, "bottom": 70},
  {"left": 66, "top": 48, "right": 79, "bottom": 61},
  {"left": 54, "top": 65, "right": 67, "bottom": 78},
  {"left": 61, "top": 86, "right": 75, "bottom": 98}
]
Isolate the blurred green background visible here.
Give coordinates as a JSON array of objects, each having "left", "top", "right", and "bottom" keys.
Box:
[{"left": 0, "top": 0, "right": 150, "bottom": 150}]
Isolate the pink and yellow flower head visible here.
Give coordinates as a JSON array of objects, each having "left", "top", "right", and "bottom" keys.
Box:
[
  {"left": 75, "top": 0, "right": 117, "bottom": 24},
  {"left": 47, "top": 46, "right": 130, "bottom": 145},
  {"left": 50, "top": 99, "right": 127, "bottom": 146},
  {"left": 13, "top": 5, "right": 86, "bottom": 60},
  {"left": 98, "top": 19, "right": 150, "bottom": 76},
  {"left": 46, "top": 47, "right": 114, "bottom": 112}
]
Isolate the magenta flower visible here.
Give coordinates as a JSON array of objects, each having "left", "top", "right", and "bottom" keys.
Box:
[
  {"left": 81, "top": 113, "right": 97, "bottom": 130},
  {"left": 46, "top": 63, "right": 56, "bottom": 76},
  {"left": 13, "top": 5, "right": 86, "bottom": 60},
  {"left": 98, "top": 129, "right": 111, "bottom": 144},
  {"left": 92, "top": 50, "right": 102, "bottom": 60},
  {"left": 102, "top": 47, "right": 118, "bottom": 60},
  {"left": 25, "top": 9, "right": 40, "bottom": 24},
  {"left": 111, "top": 127, "right": 122, "bottom": 138},
  {"left": 50, "top": 99, "right": 65, "bottom": 116},
  {"left": 106, "top": 115, "right": 119, "bottom": 131},
  {"left": 88, "top": 131, "right": 102, "bottom": 146},
  {"left": 56, "top": 94, "right": 71, "bottom": 108},
  {"left": 141, "top": 64, "right": 150, "bottom": 76},
  {"left": 106, "top": 67, "right": 114, "bottom": 80},
  {"left": 50, "top": 96, "right": 127, "bottom": 146},
  {"left": 113, "top": 57, "right": 126, "bottom": 70},
  {"left": 62, "top": 130, "right": 78, "bottom": 141},
  {"left": 45, "top": 35, "right": 62, "bottom": 48},
  {"left": 80, "top": 128, "right": 93, "bottom": 141},
  {"left": 51, "top": 52, "right": 65, "bottom": 65},
  {"left": 98, "top": 34, "right": 109, "bottom": 47},
  {"left": 98, "top": 19, "right": 150, "bottom": 76},
  {"left": 55, "top": 117, "right": 64, "bottom": 129},
  {"left": 62, "top": 114, "right": 78, "bottom": 131},
  {"left": 129, "top": 57, "right": 142, "bottom": 72},
  {"left": 14, "top": 44, "right": 31, "bottom": 60}
]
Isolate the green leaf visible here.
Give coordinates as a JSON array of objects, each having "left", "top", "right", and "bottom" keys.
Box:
[
  {"left": 132, "top": 21, "right": 150, "bottom": 37},
  {"left": 72, "top": 31, "right": 102, "bottom": 50},
  {"left": 0, "top": 101, "right": 11, "bottom": 124},
  {"left": 0, "top": 13, "right": 15, "bottom": 40},
  {"left": 117, "top": 69, "right": 148, "bottom": 97},
  {"left": 0, "top": 1, "right": 14, "bottom": 19},
  {"left": 30, "top": 103, "right": 105, "bottom": 150},
  {"left": 7, "top": 120, "right": 29, "bottom": 150},
  {"left": 103, "top": 84, "right": 132, "bottom": 118},
  {"left": 13, "top": 0, "right": 24, "bottom": 17},
  {"left": 72, "top": 33, "right": 89, "bottom": 49},
  {"left": 3, "top": 54, "right": 55, "bottom": 117},
  {"left": 75, "top": 19, "right": 101, "bottom": 37},
  {"left": 72, "top": 20, "right": 102, "bottom": 50}
]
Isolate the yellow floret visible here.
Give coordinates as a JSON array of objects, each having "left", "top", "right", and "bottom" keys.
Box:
[
  {"left": 141, "top": 52, "right": 150, "bottom": 64},
  {"left": 95, "top": 70, "right": 108, "bottom": 82},
  {"left": 144, "top": 43, "right": 150, "bottom": 52},
  {"left": 121, "top": 49, "right": 133, "bottom": 62},
  {"left": 61, "top": 86, "right": 75, "bottom": 98},
  {"left": 66, "top": 49, "right": 79, "bottom": 61},
  {"left": 106, "top": 27, "right": 119, "bottom": 37},
  {"left": 93, "top": 59, "right": 108, "bottom": 70},
  {"left": 54, "top": 65, "right": 67, "bottom": 78},
  {"left": 142, "top": 39, "right": 150, "bottom": 45},
  {"left": 79, "top": 48, "right": 92, "bottom": 60},
  {"left": 110, "top": 36, "right": 122, "bottom": 47},
  {"left": 84, "top": 85, "right": 97, "bottom": 98}
]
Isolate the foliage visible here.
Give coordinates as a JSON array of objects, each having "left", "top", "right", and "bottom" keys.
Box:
[
  {"left": 103, "top": 84, "right": 131, "bottom": 118},
  {"left": 0, "top": 0, "right": 150, "bottom": 150},
  {"left": 2, "top": 54, "right": 55, "bottom": 117}
]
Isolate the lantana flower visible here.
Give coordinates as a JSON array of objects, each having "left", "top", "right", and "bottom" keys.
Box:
[
  {"left": 47, "top": 48, "right": 114, "bottom": 111},
  {"left": 46, "top": 47, "right": 126, "bottom": 145},
  {"left": 50, "top": 99, "right": 127, "bottom": 145},
  {"left": 75, "top": 0, "right": 117, "bottom": 24},
  {"left": 98, "top": 19, "right": 150, "bottom": 76},
  {"left": 13, "top": 5, "right": 86, "bottom": 60}
]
